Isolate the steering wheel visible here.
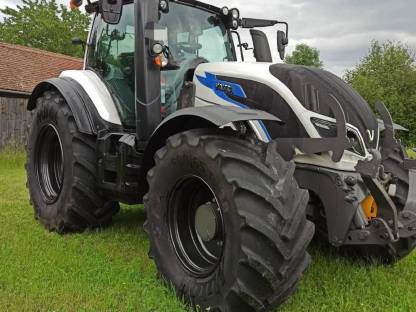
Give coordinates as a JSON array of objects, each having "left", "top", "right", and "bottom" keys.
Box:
[{"left": 176, "top": 42, "right": 203, "bottom": 54}]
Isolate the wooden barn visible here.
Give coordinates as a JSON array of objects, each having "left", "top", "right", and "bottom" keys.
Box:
[{"left": 0, "top": 42, "right": 83, "bottom": 149}]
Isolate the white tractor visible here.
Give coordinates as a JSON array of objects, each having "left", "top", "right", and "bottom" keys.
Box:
[{"left": 26, "top": 0, "right": 416, "bottom": 311}]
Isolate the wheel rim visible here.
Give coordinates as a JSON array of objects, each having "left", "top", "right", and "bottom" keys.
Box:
[
  {"left": 168, "top": 175, "right": 225, "bottom": 277},
  {"left": 35, "top": 124, "right": 64, "bottom": 204}
]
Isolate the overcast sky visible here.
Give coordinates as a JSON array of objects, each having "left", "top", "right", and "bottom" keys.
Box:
[{"left": 1, "top": 0, "right": 415, "bottom": 76}]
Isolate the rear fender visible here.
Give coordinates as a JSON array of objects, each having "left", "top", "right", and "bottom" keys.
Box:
[{"left": 28, "top": 77, "right": 120, "bottom": 135}]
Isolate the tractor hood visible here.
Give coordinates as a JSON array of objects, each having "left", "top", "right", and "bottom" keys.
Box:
[{"left": 193, "top": 62, "right": 379, "bottom": 149}]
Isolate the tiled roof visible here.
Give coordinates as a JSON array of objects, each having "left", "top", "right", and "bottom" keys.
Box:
[{"left": 0, "top": 42, "right": 83, "bottom": 94}]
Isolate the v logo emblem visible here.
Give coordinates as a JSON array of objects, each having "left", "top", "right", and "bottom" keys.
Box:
[{"left": 367, "top": 130, "right": 375, "bottom": 143}]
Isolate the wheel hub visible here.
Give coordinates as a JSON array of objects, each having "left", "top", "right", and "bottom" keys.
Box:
[
  {"left": 168, "top": 176, "right": 225, "bottom": 277},
  {"left": 194, "top": 202, "right": 218, "bottom": 242}
]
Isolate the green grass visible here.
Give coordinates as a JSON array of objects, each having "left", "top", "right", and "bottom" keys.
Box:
[
  {"left": 1, "top": 151, "right": 416, "bottom": 312},
  {"left": 408, "top": 148, "right": 416, "bottom": 159}
]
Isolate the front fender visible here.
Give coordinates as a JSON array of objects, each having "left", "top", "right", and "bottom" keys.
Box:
[
  {"left": 145, "top": 105, "right": 281, "bottom": 161},
  {"left": 139, "top": 105, "right": 282, "bottom": 195},
  {"left": 158, "top": 105, "right": 282, "bottom": 130}
]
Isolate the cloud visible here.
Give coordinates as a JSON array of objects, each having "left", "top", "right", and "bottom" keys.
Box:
[
  {"left": 205, "top": 0, "right": 416, "bottom": 76},
  {"left": 2, "top": 0, "right": 415, "bottom": 76}
]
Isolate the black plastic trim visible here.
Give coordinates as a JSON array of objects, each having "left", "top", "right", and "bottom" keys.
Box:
[
  {"left": 295, "top": 164, "right": 363, "bottom": 246},
  {"left": 138, "top": 105, "right": 282, "bottom": 198},
  {"left": 250, "top": 29, "right": 272, "bottom": 63},
  {"left": 135, "top": 0, "right": 162, "bottom": 141},
  {"left": 0, "top": 89, "right": 31, "bottom": 99},
  {"left": 28, "top": 78, "right": 122, "bottom": 135}
]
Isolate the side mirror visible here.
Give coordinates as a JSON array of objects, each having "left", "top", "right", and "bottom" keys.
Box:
[
  {"left": 250, "top": 29, "right": 272, "bottom": 63},
  {"left": 100, "top": 0, "right": 123, "bottom": 25},
  {"left": 277, "top": 30, "right": 288, "bottom": 60}
]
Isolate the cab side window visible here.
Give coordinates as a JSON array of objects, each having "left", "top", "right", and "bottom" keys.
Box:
[{"left": 86, "top": 4, "right": 136, "bottom": 127}]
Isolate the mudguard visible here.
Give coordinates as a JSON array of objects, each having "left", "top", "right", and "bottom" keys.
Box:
[
  {"left": 157, "top": 105, "right": 282, "bottom": 129},
  {"left": 28, "top": 77, "right": 118, "bottom": 135},
  {"left": 139, "top": 105, "right": 282, "bottom": 192},
  {"left": 144, "top": 105, "right": 281, "bottom": 156}
]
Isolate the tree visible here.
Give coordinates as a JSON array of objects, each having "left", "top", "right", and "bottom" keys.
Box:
[
  {"left": 285, "top": 43, "right": 323, "bottom": 68},
  {"left": 345, "top": 41, "right": 416, "bottom": 146},
  {"left": 0, "top": 0, "right": 90, "bottom": 58}
]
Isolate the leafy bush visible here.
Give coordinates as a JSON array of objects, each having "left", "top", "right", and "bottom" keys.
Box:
[
  {"left": 0, "top": 0, "right": 89, "bottom": 58},
  {"left": 285, "top": 43, "right": 323, "bottom": 68},
  {"left": 345, "top": 41, "right": 416, "bottom": 147}
]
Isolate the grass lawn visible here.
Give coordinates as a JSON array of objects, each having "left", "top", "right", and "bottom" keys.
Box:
[
  {"left": 1, "top": 150, "right": 416, "bottom": 312},
  {"left": 408, "top": 148, "right": 416, "bottom": 159}
]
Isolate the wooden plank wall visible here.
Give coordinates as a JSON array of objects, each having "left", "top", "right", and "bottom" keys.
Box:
[{"left": 0, "top": 96, "right": 32, "bottom": 150}]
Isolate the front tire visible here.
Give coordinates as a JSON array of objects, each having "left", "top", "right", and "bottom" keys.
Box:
[
  {"left": 145, "top": 129, "right": 314, "bottom": 311},
  {"left": 26, "top": 90, "right": 119, "bottom": 233}
]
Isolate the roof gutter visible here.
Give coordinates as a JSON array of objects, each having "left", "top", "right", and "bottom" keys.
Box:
[{"left": 0, "top": 89, "right": 31, "bottom": 99}]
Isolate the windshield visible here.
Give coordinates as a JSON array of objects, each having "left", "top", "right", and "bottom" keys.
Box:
[{"left": 157, "top": 2, "right": 235, "bottom": 115}]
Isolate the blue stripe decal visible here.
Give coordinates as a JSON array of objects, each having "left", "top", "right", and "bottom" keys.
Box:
[{"left": 196, "top": 72, "right": 272, "bottom": 141}]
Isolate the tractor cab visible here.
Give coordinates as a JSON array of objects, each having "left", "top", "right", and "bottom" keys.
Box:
[
  {"left": 85, "top": 1, "right": 236, "bottom": 127},
  {"left": 82, "top": 0, "right": 288, "bottom": 131}
]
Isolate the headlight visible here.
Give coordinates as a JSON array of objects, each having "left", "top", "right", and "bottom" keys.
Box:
[
  {"left": 221, "top": 6, "right": 229, "bottom": 16},
  {"left": 231, "top": 19, "right": 239, "bottom": 29},
  {"left": 159, "top": 0, "right": 169, "bottom": 12},
  {"left": 231, "top": 8, "right": 240, "bottom": 19},
  {"left": 311, "top": 118, "right": 366, "bottom": 157}
]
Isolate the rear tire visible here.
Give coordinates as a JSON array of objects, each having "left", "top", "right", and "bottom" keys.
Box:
[
  {"left": 26, "top": 90, "right": 119, "bottom": 233},
  {"left": 145, "top": 129, "right": 314, "bottom": 311}
]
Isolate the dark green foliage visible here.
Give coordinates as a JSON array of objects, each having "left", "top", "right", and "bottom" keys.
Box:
[
  {"left": 285, "top": 43, "right": 323, "bottom": 68},
  {"left": 0, "top": 0, "right": 90, "bottom": 58},
  {"left": 345, "top": 41, "right": 416, "bottom": 146}
]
